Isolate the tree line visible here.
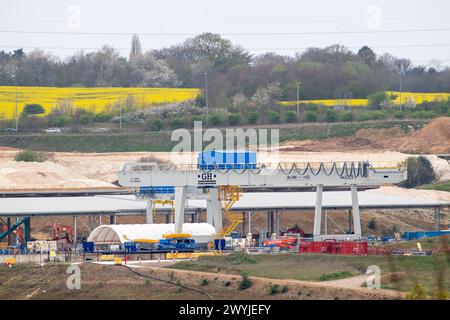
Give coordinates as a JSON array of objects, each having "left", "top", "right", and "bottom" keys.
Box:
[{"left": 1, "top": 33, "right": 450, "bottom": 110}]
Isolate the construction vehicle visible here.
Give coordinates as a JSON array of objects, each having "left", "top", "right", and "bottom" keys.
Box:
[
  {"left": 52, "top": 223, "right": 74, "bottom": 243},
  {"left": 154, "top": 233, "right": 198, "bottom": 251},
  {"left": 263, "top": 236, "right": 299, "bottom": 249},
  {"left": 0, "top": 225, "right": 25, "bottom": 245}
]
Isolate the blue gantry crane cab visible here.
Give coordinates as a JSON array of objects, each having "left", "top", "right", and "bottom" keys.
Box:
[{"left": 197, "top": 150, "right": 257, "bottom": 170}]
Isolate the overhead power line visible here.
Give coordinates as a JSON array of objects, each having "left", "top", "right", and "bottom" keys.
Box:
[{"left": 1, "top": 27, "right": 450, "bottom": 36}]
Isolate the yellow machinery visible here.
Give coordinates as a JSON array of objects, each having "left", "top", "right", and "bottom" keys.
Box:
[
  {"left": 218, "top": 186, "right": 242, "bottom": 237},
  {"left": 152, "top": 199, "right": 174, "bottom": 223}
]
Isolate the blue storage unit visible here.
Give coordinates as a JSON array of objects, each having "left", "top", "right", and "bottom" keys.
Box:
[
  {"left": 214, "top": 239, "right": 226, "bottom": 250},
  {"left": 139, "top": 186, "right": 175, "bottom": 196},
  {"left": 402, "top": 230, "right": 450, "bottom": 241},
  {"left": 124, "top": 241, "right": 137, "bottom": 253},
  {"left": 197, "top": 150, "right": 257, "bottom": 170},
  {"left": 82, "top": 241, "right": 94, "bottom": 253}
]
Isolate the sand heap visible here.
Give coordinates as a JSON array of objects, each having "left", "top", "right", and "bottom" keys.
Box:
[
  {"left": 400, "top": 117, "right": 450, "bottom": 154},
  {"left": 0, "top": 160, "right": 116, "bottom": 190}
]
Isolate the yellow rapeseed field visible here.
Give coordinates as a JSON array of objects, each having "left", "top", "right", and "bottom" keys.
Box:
[
  {"left": 0, "top": 86, "right": 200, "bottom": 119},
  {"left": 281, "top": 91, "right": 450, "bottom": 107}
]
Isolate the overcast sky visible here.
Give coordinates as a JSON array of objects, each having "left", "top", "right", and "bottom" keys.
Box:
[{"left": 1, "top": 0, "right": 450, "bottom": 66}]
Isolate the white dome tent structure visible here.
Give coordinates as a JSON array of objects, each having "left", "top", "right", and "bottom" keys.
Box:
[{"left": 87, "top": 223, "right": 216, "bottom": 245}]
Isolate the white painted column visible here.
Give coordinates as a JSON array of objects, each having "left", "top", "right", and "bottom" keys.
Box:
[
  {"left": 207, "top": 188, "right": 222, "bottom": 234},
  {"left": 324, "top": 210, "right": 327, "bottom": 235},
  {"left": 174, "top": 186, "right": 187, "bottom": 234},
  {"left": 351, "top": 185, "right": 362, "bottom": 237},
  {"left": 248, "top": 211, "right": 252, "bottom": 234},
  {"left": 145, "top": 200, "right": 153, "bottom": 224},
  {"left": 73, "top": 215, "right": 77, "bottom": 247},
  {"left": 276, "top": 211, "right": 280, "bottom": 238},
  {"left": 313, "top": 185, "right": 323, "bottom": 238}
]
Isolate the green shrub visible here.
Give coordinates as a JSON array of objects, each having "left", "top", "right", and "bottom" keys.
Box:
[
  {"left": 394, "top": 110, "right": 406, "bottom": 119},
  {"left": 285, "top": 111, "right": 297, "bottom": 123},
  {"left": 268, "top": 284, "right": 281, "bottom": 295},
  {"left": 14, "top": 150, "right": 53, "bottom": 162},
  {"left": 170, "top": 118, "right": 185, "bottom": 129},
  {"left": 367, "top": 218, "right": 377, "bottom": 231},
  {"left": 148, "top": 119, "right": 163, "bottom": 131},
  {"left": 269, "top": 111, "right": 281, "bottom": 124},
  {"left": 325, "top": 109, "right": 338, "bottom": 122},
  {"left": 22, "top": 104, "right": 45, "bottom": 116},
  {"left": 228, "top": 113, "right": 241, "bottom": 126},
  {"left": 200, "top": 279, "right": 209, "bottom": 286},
  {"left": 319, "top": 271, "right": 353, "bottom": 281},
  {"left": 94, "top": 112, "right": 111, "bottom": 122},
  {"left": 52, "top": 116, "right": 72, "bottom": 127},
  {"left": 238, "top": 274, "right": 253, "bottom": 290},
  {"left": 78, "top": 114, "right": 91, "bottom": 125},
  {"left": 403, "top": 156, "right": 436, "bottom": 188},
  {"left": 281, "top": 285, "right": 289, "bottom": 293},
  {"left": 411, "top": 110, "right": 436, "bottom": 119},
  {"left": 247, "top": 112, "right": 259, "bottom": 124},
  {"left": 369, "top": 110, "right": 386, "bottom": 120},
  {"left": 210, "top": 113, "right": 222, "bottom": 126},
  {"left": 304, "top": 111, "right": 317, "bottom": 122},
  {"left": 341, "top": 112, "right": 354, "bottom": 122},
  {"left": 367, "top": 91, "right": 388, "bottom": 109}
]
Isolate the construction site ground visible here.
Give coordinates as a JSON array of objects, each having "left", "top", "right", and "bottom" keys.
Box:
[{"left": 0, "top": 260, "right": 404, "bottom": 300}]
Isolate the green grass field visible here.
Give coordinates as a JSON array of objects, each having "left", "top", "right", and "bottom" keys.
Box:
[{"left": 170, "top": 251, "right": 450, "bottom": 294}]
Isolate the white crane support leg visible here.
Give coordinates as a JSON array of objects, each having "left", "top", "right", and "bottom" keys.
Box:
[
  {"left": 145, "top": 200, "right": 153, "bottom": 224},
  {"left": 206, "top": 188, "right": 219, "bottom": 225},
  {"left": 313, "top": 185, "right": 323, "bottom": 239},
  {"left": 351, "top": 185, "right": 362, "bottom": 237},
  {"left": 174, "top": 186, "right": 187, "bottom": 234}
]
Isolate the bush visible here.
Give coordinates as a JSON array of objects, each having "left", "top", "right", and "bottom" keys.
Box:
[
  {"left": 170, "top": 117, "right": 185, "bottom": 129},
  {"left": 200, "top": 279, "right": 209, "bottom": 286},
  {"left": 341, "top": 112, "right": 354, "bottom": 122},
  {"left": 369, "top": 110, "right": 387, "bottom": 120},
  {"left": 404, "top": 156, "right": 436, "bottom": 188},
  {"left": 247, "top": 112, "right": 259, "bottom": 124},
  {"left": 228, "top": 113, "right": 241, "bottom": 126},
  {"left": 268, "top": 284, "right": 281, "bottom": 295},
  {"left": 148, "top": 119, "right": 163, "bottom": 131},
  {"left": 367, "top": 91, "right": 388, "bottom": 109},
  {"left": 367, "top": 218, "right": 377, "bottom": 231},
  {"left": 304, "top": 111, "right": 317, "bottom": 122},
  {"left": 319, "top": 271, "right": 353, "bottom": 281},
  {"left": 14, "top": 150, "right": 53, "bottom": 162},
  {"left": 285, "top": 111, "right": 297, "bottom": 123},
  {"left": 411, "top": 110, "right": 436, "bottom": 119},
  {"left": 94, "top": 112, "right": 111, "bottom": 122},
  {"left": 325, "top": 109, "right": 338, "bottom": 122},
  {"left": 394, "top": 110, "right": 406, "bottom": 119},
  {"left": 210, "top": 113, "right": 222, "bottom": 126},
  {"left": 78, "top": 114, "right": 91, "bottom": 125},
  {"left": 22, "top": 104, "right": 45, "bottom": 116},
  {"left": 52, "top": 116, "right": 72, "bottom": 127},
  {"left": 269, "top": 111, "right": 281, "bottom": 124},
  {"left": 238, "top": 274, "right": 253, "bottom": 290}
]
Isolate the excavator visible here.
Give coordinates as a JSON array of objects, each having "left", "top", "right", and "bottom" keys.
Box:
[{"left": 51, "top": 223, "right": 74, "bottom": 243}]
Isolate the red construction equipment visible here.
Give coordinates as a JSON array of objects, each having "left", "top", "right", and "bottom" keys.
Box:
[
  {"left": 299, "top": 241, "right": 368, "bottom": 256},
  {"left": 52, "top": 223, "right": 74, "bottom": 243},
  {"left": 263, "top": 237, "right": 299, "bottom": 249},
  {"left": 0, "top": 225, "right": 25, "bottom": 244}
]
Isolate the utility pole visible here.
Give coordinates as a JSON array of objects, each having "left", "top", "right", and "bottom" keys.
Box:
[
  {"left": 296, "top": 80, "right": 301, "bottom": 119},
  {"left": 119, "top": 96, "right": 123, "bottom": 130},
  {"left": 15, "top": 84, "right": 19, "bottom": 131},
  {"left": 205, "top": 72, "right": 209, "bottom": 126},
  {"left": 399, "top": 66, "right": 403, "bottom": 112}
]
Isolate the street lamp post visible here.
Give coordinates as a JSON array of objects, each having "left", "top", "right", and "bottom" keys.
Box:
[
  {"left": 296, "top": 80, "right": 301, "bottom": 119},
  {"left": 205, "top": 72, "right": 209, "bottom": 126},
  {"left": 399, "top": 67, "right": 404, "bottom": 112}
]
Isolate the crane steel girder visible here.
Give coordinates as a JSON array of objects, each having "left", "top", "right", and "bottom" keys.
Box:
[{"left": 119, "top": 163, "right": 406, "bottom": 189}]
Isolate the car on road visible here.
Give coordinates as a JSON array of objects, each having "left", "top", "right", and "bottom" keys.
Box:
[
  {"left": 3, "top": 128, "right": 17, "bottom": 133},
  {"left": 43, "top": 127, "right": 62, "bottom": 133}
]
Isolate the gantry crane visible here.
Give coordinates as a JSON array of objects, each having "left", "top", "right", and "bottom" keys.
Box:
[{"left": 119, "top": 151, "right": 407, "bottom": 240}]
